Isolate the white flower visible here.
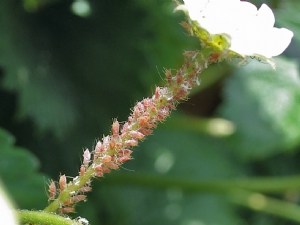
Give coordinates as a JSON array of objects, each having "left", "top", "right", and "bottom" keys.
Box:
[
  {"left": 0, "top": 185, "right": 18, "bottom": 225},
  {"left": 177, "top": 0, "right": 293, "bottom": 58}
]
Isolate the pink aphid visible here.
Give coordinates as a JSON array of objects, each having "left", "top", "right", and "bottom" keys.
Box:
[
  {"left": 83, "top": 149, "right": 91, "bottom": 167},
  {"left": 59, "top": 207, "right": 75, "bottom": 214},
  {"left": 102, "top": 136, "right": 110, "bottom": 149},
  {"left": 80, "top": 165, "right": 86, "bottom": 176},
  {"left": 71, "top": 194, "right": 86, "bottom": 203},
  {"left": 79, "top": 186, "right": 92, "bottom": 193},
  {"left": 124, "top": 139, "right": 138, "bottom": 147},
  {"left": 129, "top": 131, "right": 145, "bottom": 140},
  {"left": 118, "top": 149, "right": 133, "bottom": 157},
  {"left": 94, "top": 165, "right": 104, "bottom": 177},
  {"left": 112, "top": 120, "right": 120, "bottom": 136},
  {"left": 94, "top": 141, "right": 103, "bottom": 154},
  {"left": 48, "top": 180, "right": 56, "bottom": 200},
  {"left": 59, "top": 175, "right": 67, "bottom": 191},
  {"left": 102, "top": 155, "right": 112, "bottom": 163}
]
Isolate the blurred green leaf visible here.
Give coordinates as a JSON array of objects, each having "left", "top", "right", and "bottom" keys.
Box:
[
  {"left": 0, "top": 127, "right": 47, "bottom": 209},
  {"left": 22, "top": 0, "right": 60, "bottom": 12},
  {"left": 0, "top": 1, "right": 78, "bottom": 137},
  {"left": 1, "top": 0, "right": 300, "bottom": 224},
  {"left": 277, "top": 1, "right": 300, "bottom": 44},
  {"left": 161, "top": 113, "right": 235, "bottom": 137},
  {"left": 190, "top": 62, "right": 231, "bottom": 95},
  {"left": 133, "top": 0, "right": 197, "bottom": 87},
  {"left": 96, "top": 129, "right": 246, "bottom": 225},
  {"left": 0, "top": 128, "right": 15, "bottom": 147},
  {"left": 220, "top": 57, "right": 300, "bottom": 159}
]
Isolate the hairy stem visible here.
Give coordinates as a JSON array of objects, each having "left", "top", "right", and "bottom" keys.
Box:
[
  {"left": 45, "top": 51, "right": 212, "bottom": 213},
  {"left": 44, "top": 167, "right": 94, "bottom": 212},
  {"left": 21, "top": 174, "right": 300, "bottom": 224},
  {"left": 17, "top": 210, "right": 81, "bottom": 225}
]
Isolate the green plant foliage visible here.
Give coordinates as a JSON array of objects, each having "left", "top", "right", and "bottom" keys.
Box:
[
  {"left": 220, "top": 58, "right": 300, "bottom": 159},
  {"left": 0, "top": 0, "right": 194, "bottom": 174},
  {"left": 1, "top": 0, "right": 300, "bottom": 224},
  {"left": 96, "top": 129, "right": 246, "bottom": 225},
  {"left": 22, "top": 0, "right": 60, "bottom": 12},
  {"left": 132, "top": 0, "right": 197, "bottom": 86},
  {"left": 277, "top": 2, "right": 300, "bottom": 44},
  {"left": 0, "top": 128, "right": 47, "bottom": 209},
  {"left": 0, "top": 1, "right": 78, "bottom": 137}
]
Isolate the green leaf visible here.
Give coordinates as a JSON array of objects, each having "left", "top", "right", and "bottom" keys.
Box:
[
  {"left": 0, "top": 127, "right": 48, "bottom": 209},
  {"left": 0, "top": 1, "right": 78, "bottom": 137},
  {"left": 97, "top": 129, "right": 245, "bottom": 225},
  {"left": 220, "top": 57, "right": 300, "bottom": 159},
  {"left": 22, "top": 0, "right": 60, "bottom": 12},
  {"left": 277, "top": 1, "right": 300, "bottom": 44},
  {"left": 161, "top": 112, "right": 235, "bottom": 137},
  {"left": 0, "top": 128, "right": 15, "bottom": 147}
]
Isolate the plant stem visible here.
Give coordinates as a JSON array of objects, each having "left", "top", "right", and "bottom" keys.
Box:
[
  {"left": 44, "top": 167, "right": 95, "bottom": 212},
  {"left": 229, "top": 190, "right": 300, "bottom": 223},
  {"left": 103, "top": 173, "right": 300, "bottom": 223},
  {"left": 44, "top": 51, "right": 212, "bottom": 213},
  {"left": 17, "top": 210, "right": 81, "bottom": 225},
  {"left": 103, "top": 173, "right": 300, "bottom": 193},
  {"left": 20, "top": 174, "right": 300, "bottom": 224}
]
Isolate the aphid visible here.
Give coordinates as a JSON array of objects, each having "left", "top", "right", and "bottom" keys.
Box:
[
  {"left": 124, "top": 139, "right": 138, "bottom": 147},
  {"left": 71, "top": 194, "right": 86, "bottom": 203},
  {"left": 94, "top": 141, "right": 103, "bottom": 154},
  {"left": 106, "top": 161, "right": 119, "bottom": 170},
  {"left": 59, "top": 174, "right": 67, "bottom": 191},
  {"left": 129, "top": 131, "right": 144, "bottom": 140},
  {"left": 78, "top": 185, "right": 92, "bottom": 193},
  {"left": 102, "top": 155, "right": 112, "bottom": 163},
  {"left": 94, "top": 165, "right": 104, "bottom": 177},
  {"left": 48, "top": 180, "right": 56, "bottom": 200},
  {"left": 80, "top": 165, "right": 86, "bottom": 176},
  {"left": 118, "top": 149, "right": 133, "bottom": 157},
  {"left": 165, "top": 69, "right": 172, "bottom": 83},
  {"left": 76, "top": 217, "right": 89, "bottom": 225},
  {"left": 112, "top": 119, "right": 120, "bottom": 136},
  {"left": 63, "top": 198, "right": 74, "bottom": 207},
  {"left": 83, "top": 149, "right": 91, "bottom": 167},
  {"left": 209, "top": 52, "right": 221, "bottom": 62},
  {"left": 138, "top": 116, "right": 151, "bottom": 128},
  {"left": 118, "top": 156, "right": 131, "bottom": 163},
  {"left": 59, "top": 207, "right": 75, "bottom": 214}
]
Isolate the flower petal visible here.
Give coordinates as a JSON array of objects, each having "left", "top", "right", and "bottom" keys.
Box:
[{"left": 178, "top": 0, "right": 294, "bottom": 58}]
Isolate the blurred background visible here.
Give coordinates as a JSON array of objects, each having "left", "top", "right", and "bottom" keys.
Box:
[{"left": 1, "top": 0, "right": 300, "bottom": 224}]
